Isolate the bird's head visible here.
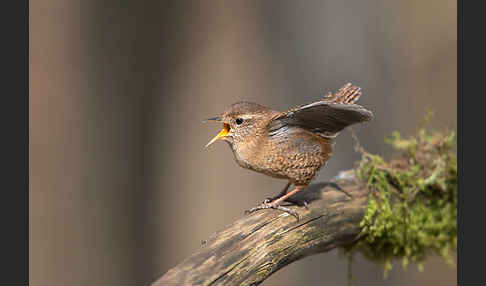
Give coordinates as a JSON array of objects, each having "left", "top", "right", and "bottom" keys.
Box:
[{"left": 204, "top": 101, "right": 275, "bottom": 149}]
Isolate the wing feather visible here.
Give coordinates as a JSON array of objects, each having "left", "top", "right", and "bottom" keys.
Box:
[{"left": 268, "top": 83, "right": 373, "bottom": 138}]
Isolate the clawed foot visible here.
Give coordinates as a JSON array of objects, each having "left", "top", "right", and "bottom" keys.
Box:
[
  {"left": 263, "top": 197, "right": 309, "bottom": 210},
  {"left": 244, "top": 200, "right": 300, "bottom": 220}
]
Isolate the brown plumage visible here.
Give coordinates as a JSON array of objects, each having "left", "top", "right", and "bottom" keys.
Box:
[{"left": 204, "top": 83, "right": 373, "bottom": 219}]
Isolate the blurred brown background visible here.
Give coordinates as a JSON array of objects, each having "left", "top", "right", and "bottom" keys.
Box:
[{"left": 30, "top": 1, "right": 456, "bottom": 285}]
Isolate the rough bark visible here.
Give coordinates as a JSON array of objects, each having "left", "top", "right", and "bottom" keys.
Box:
[{"left": 153, "top": 169, "right": 370, "bottom": 286}]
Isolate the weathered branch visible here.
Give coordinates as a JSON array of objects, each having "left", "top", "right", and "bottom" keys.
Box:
[
  {"left": 153, "top": 127, "right": 457, "bottom": 285},
  {"left": 153, "top": 170, "right": 370, "bottom": 286}
]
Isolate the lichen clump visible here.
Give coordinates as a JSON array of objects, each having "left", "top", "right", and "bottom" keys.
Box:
[{"left": 350, "top": 126, "right": 457, "bottom": 276}]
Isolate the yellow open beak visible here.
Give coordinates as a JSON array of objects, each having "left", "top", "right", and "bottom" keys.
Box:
[{"left": 205, "top": 123, "right": 231, "bottom": 148}]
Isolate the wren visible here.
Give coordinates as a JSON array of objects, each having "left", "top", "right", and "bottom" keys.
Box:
[{"left": 204, "top": 83, "right": 373, "bottom": 220}]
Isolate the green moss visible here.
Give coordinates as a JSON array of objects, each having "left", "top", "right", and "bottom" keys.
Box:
[{"left": 342, "top": 123, "right": 457, "bottom": 277}]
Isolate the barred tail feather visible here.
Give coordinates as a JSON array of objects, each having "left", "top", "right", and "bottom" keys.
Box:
[{"left": 323, "top": 82, "right": 362, "bottom": 104}]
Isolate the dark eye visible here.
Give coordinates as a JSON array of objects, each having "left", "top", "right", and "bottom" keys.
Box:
[{"left": 235, "top": 118, "right": 244, "bottom": 125}]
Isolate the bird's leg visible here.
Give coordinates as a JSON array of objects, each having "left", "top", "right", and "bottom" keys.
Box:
[
  {"left": 264, "top": 182, "right": 308, "bottom": 209},
  {"left": 245, "top": 185, "right": 306, "bottom": 220},
  {"left": 271, "top": 185, "right": 306, "bottom": 206},
  {"left": 263, "top": 181, "right": 291, "bottom": 203}
]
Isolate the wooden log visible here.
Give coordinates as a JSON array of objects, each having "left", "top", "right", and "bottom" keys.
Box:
[{"left": 153, "top": 170, "right": 370, "bottom": 286}]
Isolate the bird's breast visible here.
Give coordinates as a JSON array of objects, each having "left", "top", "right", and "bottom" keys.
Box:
[{"left": 229, "top": 138, "right": 261, "bottom": 171}]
